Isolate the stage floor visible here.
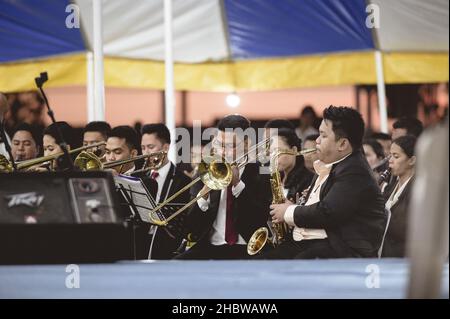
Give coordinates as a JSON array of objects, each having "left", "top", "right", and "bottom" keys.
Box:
[{"left": 0, "top": 258, "right": 448, "bottom": 299}]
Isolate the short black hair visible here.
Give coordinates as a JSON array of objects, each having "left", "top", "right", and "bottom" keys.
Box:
[
  {"left": 323, "top": 105, "right": 365, "bottom": 150},
  {"left": 393, "top": 117, "right": 423, "bottom": 137},
  {"left": 217, "top": 114, "right": 250, "bottom": 131},
  {"left": 304, "top": 133, "right": 319, "bottom": 143},
  {"left": 300, "top": 105, "right": 317, "bottom": 118},
  {"left": 264, "top": 119, "right": 295, "bottom": 130},
  {"left": 276, "top": 128, "right": 302, "bottom": 149},
  {"left": 371, "top": 132, "right": 391, "bottom": 141},
  {"left": 108, "top": 125, "right": 140, "bottom": 152},
  {"left": 392, "top": 135, "right": 417, "bottom": 158},
  {"left": 13, "top": 122, "right": 42, "bottom": 147},
  {"left": 83, "top": 121, "right": 111, "bottom": 139},
  {"left": 141, "top": 123, "right": 171, "bottom": 145},
  {"left": 43, "top": 121, "right": 74, "bottom": 147},
  {"left": 363, "top": 139, "right": 385, "bottom": 160}
]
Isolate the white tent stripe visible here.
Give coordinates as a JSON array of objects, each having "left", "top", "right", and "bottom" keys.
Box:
[{"left": 76, "top": 0, "right": 229, "bottom": 63}]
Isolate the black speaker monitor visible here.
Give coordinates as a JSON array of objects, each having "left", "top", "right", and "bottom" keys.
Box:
[{"left": 0, "top": 171, "right": 132, "bottom": 264}]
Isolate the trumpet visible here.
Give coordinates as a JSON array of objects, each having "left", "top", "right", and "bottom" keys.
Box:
[
  {"left": 147, "top": 137, "right": 272, "bottom": 226},
  {"left": 74, "top": 150, "right": 167, "bottom": 172},
  {"left": 247, "top": 148, "right": 317, "bottom": 255},
  {"left": 0, "top": 142, "right": 106, "bottom": 172}
]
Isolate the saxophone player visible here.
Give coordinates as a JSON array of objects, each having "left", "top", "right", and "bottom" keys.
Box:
[
  {"left": 269, "top": 128, "right": 314, "bottom": 203},
  {"left": 260, "top": 106, "right": 387, "bottom": 259}
]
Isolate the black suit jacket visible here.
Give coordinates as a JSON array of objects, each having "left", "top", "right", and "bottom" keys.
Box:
[
  {"left": 129, "top": 162, "right": 192, "bottom": 259},
  {"left": 382, "top": 177, "right": 414, "bottom": 257},
  {"left": 148, "top": 163, "right": 192, "bottom": 259},
  {"left": 285, "top": 164, "right": 314, "bottom": 202},
  {"left": 292, "top": 150, "right": 387, "bottom": 258},
  {"left": 185, "top": 162, "right": 272, "bottom": 246}
]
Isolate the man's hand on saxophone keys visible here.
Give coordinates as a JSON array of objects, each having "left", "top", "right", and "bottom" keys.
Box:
[{"left": 270, "top": 201, "right": 293, "bottom": 224}]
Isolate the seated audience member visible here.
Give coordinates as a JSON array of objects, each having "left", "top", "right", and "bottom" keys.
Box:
[
  {"left": 363, "top": 139, "right": 387, "bottom": 181},
  {"left": 391, "top": 117, "right": 423, "bottom": 140},
  {"left": 371, "top": 132, "right": 391, "bottom": 157}
]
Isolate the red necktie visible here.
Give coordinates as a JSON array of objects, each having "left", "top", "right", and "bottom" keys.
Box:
[
  {"left": 225, "top": 185, "right": 238, "bottom": 245},
  {"left": 150, "top": 171, "right": 159, "bottom": 180}
]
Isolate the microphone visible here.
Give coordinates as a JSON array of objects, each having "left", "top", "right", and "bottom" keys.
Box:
[
  {"left": 35, "top": 72, "right": 48, "bottom": 88},
  {"left": 0, "top": 92, "right": 7, "bottom": 123},
  {"left": 35, "top": 71, "right": 75, "bottom": 171}
]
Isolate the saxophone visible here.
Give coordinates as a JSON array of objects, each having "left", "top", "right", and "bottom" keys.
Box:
[
  {"left": 247, "top": 148, "right": 316, "bottom": 255},
  {"left": 268, "top": 154, "right": 290, "bottom": 246}
]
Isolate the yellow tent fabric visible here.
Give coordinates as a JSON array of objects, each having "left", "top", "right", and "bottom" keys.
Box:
[{"left": 0, "top": 51, "right": 447, "bottom": 93}]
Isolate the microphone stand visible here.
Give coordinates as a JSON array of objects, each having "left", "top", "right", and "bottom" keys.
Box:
[
  {"left": 35, "top": 72, "right": 75, "bottom": 171},
  {"left": 0, "top": 119, "right": 17, "bottom": 171}
]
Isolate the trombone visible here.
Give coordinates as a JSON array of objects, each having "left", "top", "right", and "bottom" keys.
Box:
[
  {"left": 74, "top": 150, "right": 167, "bottom": 172},
  {"left": 127, "top": 152, "right": 168, "bottom": 175},
  {"left": 0, "top": 142, "right": 106, "bottom": 172},
  {"left": 147, "top": 138, "right": 271, "bottom": 226}
]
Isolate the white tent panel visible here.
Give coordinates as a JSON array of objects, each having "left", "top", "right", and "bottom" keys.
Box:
[
  {"left": 77, "top": 0, "right": 229, "bottom": 63},
  {"left": 373, "top": 0, "right": 449, "bottom": 52}
]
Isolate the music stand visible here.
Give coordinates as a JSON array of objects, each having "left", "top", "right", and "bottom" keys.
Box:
[{"left": 114, "top": 175, "right": 187, "bottom": 259}]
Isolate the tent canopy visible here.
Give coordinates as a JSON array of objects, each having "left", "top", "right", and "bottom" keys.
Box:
[{"left": 0, "top": 0, "right": 448, "bottom": 92}]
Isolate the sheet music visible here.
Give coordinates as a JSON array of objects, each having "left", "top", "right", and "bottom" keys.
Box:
[
  {"left": 113, "top": 174, "right": 184, "bottom": 224},
  {"left": 114, "top": 174, "right": 157, "bottom": 223}
]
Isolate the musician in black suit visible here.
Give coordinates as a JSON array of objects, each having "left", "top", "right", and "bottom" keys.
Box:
[
  {"left": 265, "top": 106, "right": 387, "bottom": 259},
  {"left": 138, "top": 123, "right": 192, "bottom": 259},
  {"left": 175, "top": 115, "right": 272, "bottom": 260},
  {"left": 382, "top": 135, "right": 417, "bottom": 257},
  {"left": 82, "top": 121, "right": 111, "bottom": 158}
]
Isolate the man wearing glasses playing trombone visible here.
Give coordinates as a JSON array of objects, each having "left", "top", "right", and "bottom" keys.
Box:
[{"left": 175, "top": 114, "right": 272, "bottom": 260}]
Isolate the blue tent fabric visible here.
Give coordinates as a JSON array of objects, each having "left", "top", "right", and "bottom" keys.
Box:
[
  {"left": 0, "top": 0, "right": 85, "bottom": 62},
  {"left": 224, "top": 0, "right": 375, "bottom": 59},
  {"left": 0, "top": 0, "right": 447, "bottom": 92}
]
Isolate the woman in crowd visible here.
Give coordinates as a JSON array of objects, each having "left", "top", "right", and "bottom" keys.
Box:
[
  {"left": 382, "top": 135, "right": 417, "bottom": 257},
  {"left": 270, "top": 128, "right": 314, "bottom": 203},
  {"left": 363, "top": 138, "right": 387, "bottom": 181}
]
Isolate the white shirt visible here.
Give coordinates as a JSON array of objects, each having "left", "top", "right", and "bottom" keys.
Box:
[
  {"left": 197, "top": 166, "right": 246, "bottom": 246},
  {"left": 123, "top": 165, "right": 136, "bottom": 175},
  {"left": 0, "top": 130, "right": 11, "bottom": 159},
  {"left": 385, "top": 176, "right": 412, "bottom": 211},
  {"left": 284, "top": 153, "right": 351, "bottom": 241},
  {"left": 151, "top": 161, "right": 171, "bottom": 203},
  {"left": 282, "top": 187, "right": 289, "bottom": 199}
]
